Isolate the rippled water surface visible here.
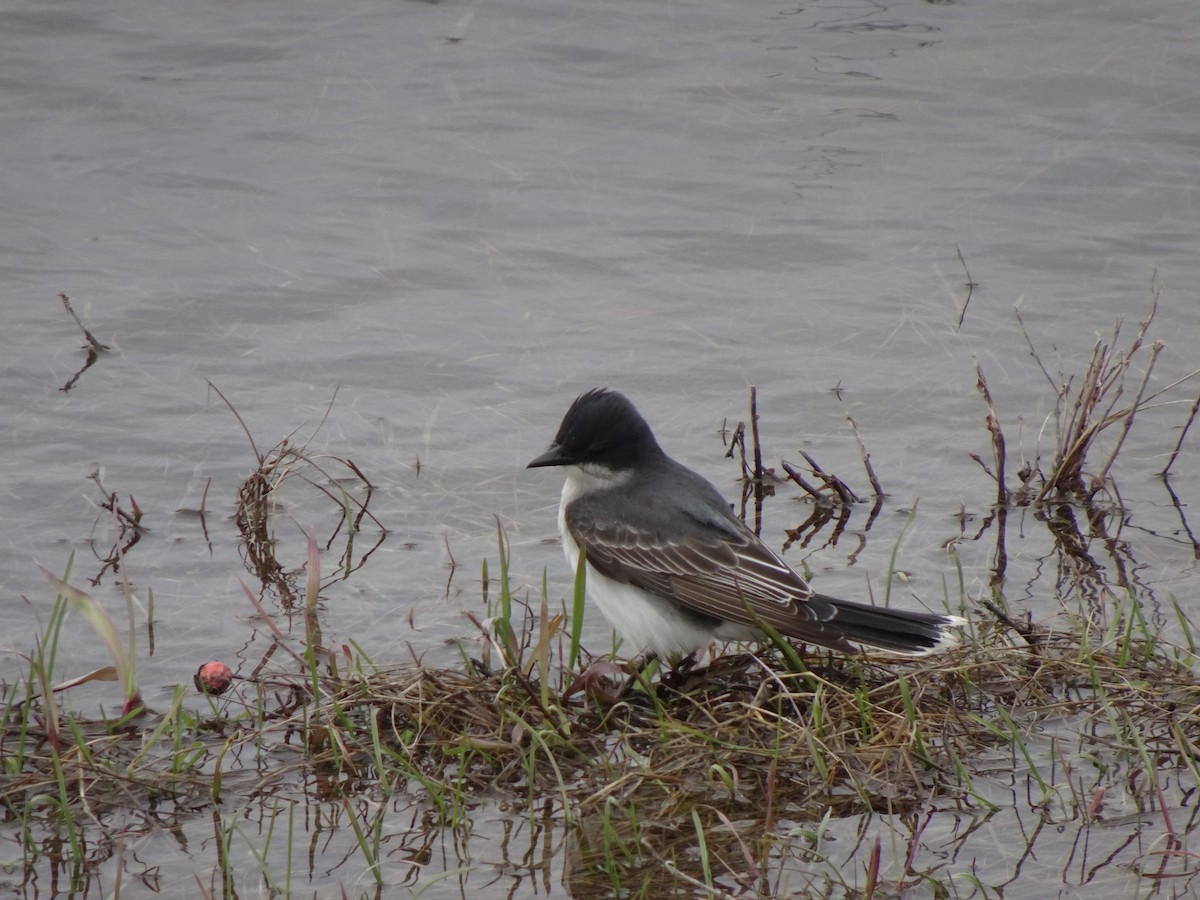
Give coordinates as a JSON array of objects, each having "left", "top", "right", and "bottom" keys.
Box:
[{"left": 3, "top": 0, "right": 1199, "bottom": 895}]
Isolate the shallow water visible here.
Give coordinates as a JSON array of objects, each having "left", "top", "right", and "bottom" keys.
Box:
[{"left": 3, "top": 0, "right": 1199, "bottom": 896}]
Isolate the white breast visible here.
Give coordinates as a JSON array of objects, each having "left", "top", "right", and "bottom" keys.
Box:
[{"left": 557, "top": 466, "right": 732, "bottom": 659}]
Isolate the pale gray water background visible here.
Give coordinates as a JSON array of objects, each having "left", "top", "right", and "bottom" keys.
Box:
[{"left": 3, "top": 0, "right": 1200, "bottom": 896}]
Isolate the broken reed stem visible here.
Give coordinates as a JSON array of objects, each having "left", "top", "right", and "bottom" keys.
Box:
[
  {"left": 1161, "top": 391, "right": 1200, "bottom": 478},
  {"left": 954, "top": 245, "right": 976, "bottom": 333},
  {"left": 779, "top": 460, "right": 822, "bottom": 500},
  {"left": 1016, "top": 307, "right": 1062, "bottom": 395},
  {"left": 59, "top": 292, "right": 110, "bottom": 351},
  {"left": 798, "top": 450, "right": 858, "bottom": 504},
  {"left": 1055, "top": 336, "right": 1110, "bottom": 494},
  {"left": 846, "top": 415, "right": 883, "bottom": 498},
  {"left": 724, "top": 420, "right": 750, "bottom": 480},
  {"left": 1094, "top": 341, "right": 1163, "bottom": 492},
  {"left": 975, "top": 366, "right": 1008, "bottom": 507},
  {"left": 749, "top": 386, "right": 764, "bottom": 482}
]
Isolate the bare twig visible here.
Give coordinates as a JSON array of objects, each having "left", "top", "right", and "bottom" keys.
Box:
[
  {"left": 798, "top": 449, "right": 859, "bottom": 504},
  {"left": 974, "top": 366, "right": 1008, "bottom": 507},
  {"left": 1015, "top": 307, "right": 1062, "bottom": 394},
  {"left": 1160, "top": 391, "right": 1200, "bottom": 478},
  {"left": 780, "top": 460, "right": 825, "bottom": 501},
  {"left": 60, "top": 292, "right": 110, "bottom": 351},
  {"left": 725, "top": 421, "right": 749, "bottom": 479},
  {"left": 1160, "top": 475, "right": 1200, "bottom": 558},
  {"left": 954, "top": 245, "right": 976, "bottom": 332},
  {"left": 58, "top": 291, "right": 110, "bottom": 391},
  {"left": 749, "top": 386, "right": 764, "bottom": 482},
  {"left": 1093, "top": 341, "right": 1163, "bottom": 492},
  {"left": 846, "top": 414, "right": 883, "bottom": 498},
  {"left": 981, "top": 598, "right": 1037, "bottom": 645}
]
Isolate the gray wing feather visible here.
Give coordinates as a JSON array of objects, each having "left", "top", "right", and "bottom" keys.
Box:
[{"left": 565, "top": 493, "right": 845, "bottom": 639}]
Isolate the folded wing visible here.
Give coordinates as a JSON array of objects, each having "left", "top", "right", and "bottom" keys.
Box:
[{"left": 565, "top": 496, "right": 864, "bottom": 649}]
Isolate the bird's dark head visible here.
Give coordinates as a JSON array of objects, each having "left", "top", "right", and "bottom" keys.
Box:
[{"left": 527, "top": 388, "right": 662, "bottom": 472}]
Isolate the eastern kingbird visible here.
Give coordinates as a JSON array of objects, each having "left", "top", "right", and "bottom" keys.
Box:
[{"left": 528, "top": 388, "right": 964, "bottom": 660}]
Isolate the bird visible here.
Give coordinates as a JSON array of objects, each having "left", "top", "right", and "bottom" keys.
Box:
[{"left": 528, "top": 388, "right": 965, "bottom": 661}]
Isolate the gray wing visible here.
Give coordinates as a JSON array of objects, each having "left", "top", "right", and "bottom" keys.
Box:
[{"left": 564, "top": 489, "right": 852, "bottom": 646}]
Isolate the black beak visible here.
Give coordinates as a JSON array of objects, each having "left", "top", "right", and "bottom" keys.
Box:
[{"left": 527, "top": 444, "right": 573, "bottom": 468}]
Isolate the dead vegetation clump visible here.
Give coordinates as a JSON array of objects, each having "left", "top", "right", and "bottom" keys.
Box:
[
  {"left": 7, "top": 584, "right": 1198, "bottom": 895},
  {"left": 210, "top": 381, "right": 386, "bottom": 609},
  {"left": 973, "top": 282, "right": 1199, "bottom": 511}
]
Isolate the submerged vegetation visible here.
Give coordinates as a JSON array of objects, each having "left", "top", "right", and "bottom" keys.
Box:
[{"left": 4, "top": 297, "right": 1200, "bottom": 897}]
